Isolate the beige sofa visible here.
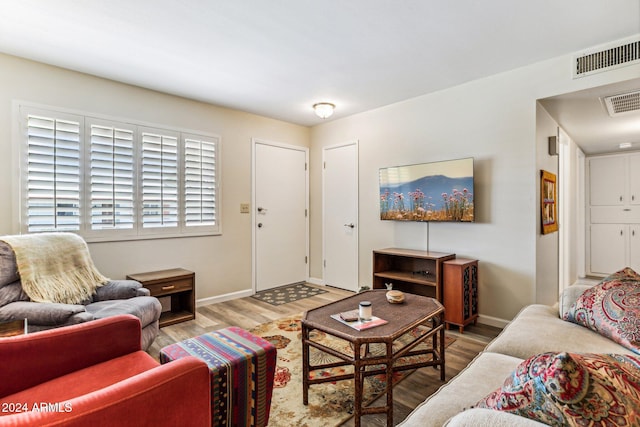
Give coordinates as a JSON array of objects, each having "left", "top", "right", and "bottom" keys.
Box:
[{"left": 399, "top": 284, "right": 636, "bottom": 426}]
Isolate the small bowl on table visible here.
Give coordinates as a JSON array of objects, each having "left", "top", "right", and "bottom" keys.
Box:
[{"left": 386, "top": 290, "right": 405, "bottom": 304}]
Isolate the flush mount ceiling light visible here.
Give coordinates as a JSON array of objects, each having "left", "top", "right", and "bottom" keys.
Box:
[
  {"left": 619, "top": 142, "right": 633, "bottom": 149},
  {"left": 313, "top": 102, "right": 335, "bottom": 119}
]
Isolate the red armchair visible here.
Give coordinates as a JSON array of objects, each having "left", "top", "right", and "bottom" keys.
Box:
[{"left": 0, "top": 315, "right": 211, "bottom": 426}]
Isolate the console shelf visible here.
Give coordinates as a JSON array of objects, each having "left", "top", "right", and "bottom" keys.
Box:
[
  {"left": 372, "top": 248, "right": 455, "bottom": 301},
  {"left": 373, "top": 270, "right": 437, "bottom": 287}
]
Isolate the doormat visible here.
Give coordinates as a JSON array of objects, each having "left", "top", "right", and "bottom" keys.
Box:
[{"left": 252, "top": 283, "right": 328, "bottom": 305}]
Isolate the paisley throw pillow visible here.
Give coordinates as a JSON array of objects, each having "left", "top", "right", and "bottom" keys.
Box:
[
  {"left": 563, "top": 267, "right": 640, "bottom": 354},
  {"left": 475, "top": 352, "right": 640, "bottom": 426}
]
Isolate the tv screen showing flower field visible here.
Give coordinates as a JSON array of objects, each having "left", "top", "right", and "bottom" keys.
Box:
[{"left": 379, "top": 157, "right": 474, "bottom": 222}]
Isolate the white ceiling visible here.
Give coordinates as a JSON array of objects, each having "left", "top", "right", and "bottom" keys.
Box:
[
  {"left": 540, "top": 79, "right": 640, "bottom": 155},
  {"left": 0, "top": 0, "right": 639, "bottom": 151}
]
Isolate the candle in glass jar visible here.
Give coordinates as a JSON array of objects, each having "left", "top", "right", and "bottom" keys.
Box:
[{"left": 359, "top": 301, "right": 372, "bottom": 321}]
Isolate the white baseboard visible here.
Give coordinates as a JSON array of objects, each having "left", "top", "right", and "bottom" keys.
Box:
[
  {"left": 306, "top": 277, "right": 324, "bottom": 286},
  {"left": 478, "top": 314, "right": 510, "bottom": 329},
  {"left": 196, "top": 289, "right": 254, "bottom": 307}
]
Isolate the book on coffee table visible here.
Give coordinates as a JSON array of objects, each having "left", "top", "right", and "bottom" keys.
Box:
[
  {"left": 330, "top": 313, "right": 388, "bottom": 331},
  {"left": 338, "top": 309, "right": 359, "bottom": 322}
]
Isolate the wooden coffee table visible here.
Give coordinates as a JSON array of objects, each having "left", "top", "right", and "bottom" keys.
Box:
[{"left": 301, "top": 290, "right": 445, "bottom": 427}]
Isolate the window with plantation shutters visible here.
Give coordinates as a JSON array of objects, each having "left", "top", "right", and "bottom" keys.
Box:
[
  {"left": 88, "top": 121, "right": 135, "bottom": 231},
  {"left": 18, "top": 104, "right": 221, "bottom": 240},
  {"left": 141, "top": 129, "right": 179, "bottom": 230},
  {"left": 184, "top": 135, "right": 218, "bottom": 228},
  {"left": 24, "top": 110, "right": 82, "bottom": 232}
]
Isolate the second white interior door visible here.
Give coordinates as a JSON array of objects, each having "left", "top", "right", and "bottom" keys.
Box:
[{"left": 323, "top": 141, "right": 358, "bottom": 291}]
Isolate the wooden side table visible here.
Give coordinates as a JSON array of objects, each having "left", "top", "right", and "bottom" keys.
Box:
[
  {"left": 443, "top": 258, "right": 478, "bottom": 333},
  {"left": 127, "top": 268, "right": 195, "bottom": 327},
  {"left": 0, "top": 319, "right": 27, "bottom": 337}
]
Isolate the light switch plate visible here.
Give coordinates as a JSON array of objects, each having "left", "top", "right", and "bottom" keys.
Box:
[{"left": 240, "top": 203, "right": 250, "bottom": 214}]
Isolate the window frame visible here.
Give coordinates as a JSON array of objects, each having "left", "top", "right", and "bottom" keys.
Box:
[{"left": 17, "top": 103, "right": 222, "bottom": 242}]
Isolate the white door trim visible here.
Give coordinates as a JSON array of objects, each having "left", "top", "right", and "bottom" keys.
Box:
[
  {"left": 576, "top": 148, "right": 586, "bottom": 278},
  {"left": 558, "top": 130, "right": 570, "bottom": 295},
  {"left": 322, "top": 140, "right": 359, "bottom": 291},
  {"left": 251, "top": 138, "right": 309, "bottom": 293}
]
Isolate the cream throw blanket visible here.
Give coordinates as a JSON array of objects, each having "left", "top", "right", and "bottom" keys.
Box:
[{"left": 0, "top": 233, "right": 108, "bottom": 304}]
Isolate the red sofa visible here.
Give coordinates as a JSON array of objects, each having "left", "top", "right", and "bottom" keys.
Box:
[{"left": 0, "top": 314, "right": 211, "bottom": 426}]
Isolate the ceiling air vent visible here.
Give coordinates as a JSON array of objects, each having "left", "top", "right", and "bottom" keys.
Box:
[
  {"left": 602, "top": 90, "right": 640, "bottom": 117},
  {"left": 573, "top": 38, "right": 640, "bottom": 78}
]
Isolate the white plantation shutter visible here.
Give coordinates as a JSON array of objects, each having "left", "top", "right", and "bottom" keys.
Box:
[
  {"left": 88, "top": 121, "right": 135, "bottom": 231},
  {"left": 184, "top": 135, "right": 218, "bottom": 229},
  {"left": 141, "top": 129, "right": 179, "bottom": 229},
  {"left": 19, "top": 104, "right": 221, "bottom": 240},
  {"left": 24, "top": 112, "right": 82, "bottom": 232}
]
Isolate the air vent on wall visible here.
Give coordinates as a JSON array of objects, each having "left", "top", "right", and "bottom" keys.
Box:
[
  {"left": 573, "top": 38, "right": 640, "bottom": 78},
  {"left": 602, "top": 90, "right": 640, "bottom": 117}
]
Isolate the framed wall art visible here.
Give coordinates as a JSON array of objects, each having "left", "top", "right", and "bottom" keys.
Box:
[{"left": 541, "top": 170, "right": 558, "bottom": 234}]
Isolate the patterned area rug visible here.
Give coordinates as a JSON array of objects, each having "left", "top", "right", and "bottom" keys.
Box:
[
  {"left": 250, "top": 313, "right": 454, "bottom": 427},
  {"left": 252, "top": 283, "right": 328, "bottom": 305}
]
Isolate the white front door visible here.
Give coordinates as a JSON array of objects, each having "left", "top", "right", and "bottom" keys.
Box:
[
  {"left": 253, "top": 139, "right": 308, "bottom": 291},
  {"left": 323, "top": 141, "right": 358, "bottom": 291}
]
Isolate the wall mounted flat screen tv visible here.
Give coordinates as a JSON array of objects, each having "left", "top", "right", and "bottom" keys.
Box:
[{"left": 379, "top": 157, "right": 474, "bottom": 222}]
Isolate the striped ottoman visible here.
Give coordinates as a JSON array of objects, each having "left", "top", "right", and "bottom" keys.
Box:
[{"left": 160, "top": 327, "right": 276, "bottom": 427}]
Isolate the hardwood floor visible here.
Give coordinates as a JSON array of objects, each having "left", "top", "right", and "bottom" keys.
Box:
[{"left": 148, "top": 285, "right": 502, "bottom": 426}]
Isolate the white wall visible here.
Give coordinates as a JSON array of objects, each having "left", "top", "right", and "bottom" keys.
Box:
[
  {"left": 535, "top": 103, "right": 559, "bottom": 305},
  {"left": 0, "top": 53, "right": 310, "bottom": 303},
  {"left": 310, "top": 43, "right": 640, "bottom": 324}
]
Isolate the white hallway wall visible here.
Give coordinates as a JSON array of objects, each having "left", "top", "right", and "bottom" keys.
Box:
[
  {"left": 309, "top": 42, "right": 640, "bottom": 325},
  {"left": 536, "top": 103, "right": 584, "bottom": 304},
  {"left": 535, "top": 102, "right": 561, "bottom": 306},
  {"left": 0, "top": 53, "right": 310, "bottom": 304}
]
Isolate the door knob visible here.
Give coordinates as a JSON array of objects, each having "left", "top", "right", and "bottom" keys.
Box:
[
  {"left": 343, "top": 223, "right": 355, "bottom": 229},
  {"left": 257, "top": 207, "right": 267, "bottom": 213},
  {"left": 258, "top": 223, "right": 263, "bottom": 228}
]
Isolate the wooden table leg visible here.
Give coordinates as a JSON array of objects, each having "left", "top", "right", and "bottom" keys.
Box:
[
  {"left": 302, "top": 325, "right": 310, "bottom": 405},
  {"left": 386, "top": 341, "right": 394, "bottom": 426},
  {"left": 354, "top": 343, "right": 363, "bottom": 427},
  {"left": 439, "top": 322, "right": 446, "bottom": 381}
]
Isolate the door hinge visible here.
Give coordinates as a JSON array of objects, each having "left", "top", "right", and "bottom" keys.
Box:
[
  {"left": 323, "top": 161, "right": 326, "bottom": 169},
  {"left": 305, "top": 163, "right": 308, "bottom": 171},
  {"left": 305, "top": 209, "right": 308, "bottom": 217},
  {"left": 324, "top": 260, "right": 326, "bottom": 267},
  {"left": 305, "top": 256, "right": 308, "bottom": 264}
]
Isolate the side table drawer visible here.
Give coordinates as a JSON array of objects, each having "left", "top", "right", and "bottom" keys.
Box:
[{"left": 146, "top": 278, "right": 193, "bottom": 297}]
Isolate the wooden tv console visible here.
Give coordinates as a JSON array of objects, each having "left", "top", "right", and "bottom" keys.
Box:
[{"left": 372, "top": 248, "right": 455, "bottom": 302}]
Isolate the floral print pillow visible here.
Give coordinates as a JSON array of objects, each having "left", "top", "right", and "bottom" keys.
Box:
[
  {"left": 475, "top": 352, "right": 640, "bottom": 426},
  {"left": 563, "top": 267, "right": 640, "bottom": 354}
]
